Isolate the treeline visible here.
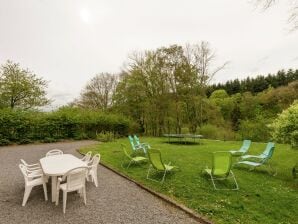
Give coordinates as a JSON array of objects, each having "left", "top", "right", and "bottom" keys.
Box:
[
  {"left": 207, "top": 69, "right": 298, "bottom": 96},
  {"left": 0, "top": 107, "right": 133, "bottom": 145},
  {"left": 72, "top": 42, "right": 298, "bottom": 142}
]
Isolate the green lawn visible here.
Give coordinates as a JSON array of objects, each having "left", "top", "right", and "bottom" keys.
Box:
[{"left": 79, "top": 138, "right": 298, "bottom": 224}]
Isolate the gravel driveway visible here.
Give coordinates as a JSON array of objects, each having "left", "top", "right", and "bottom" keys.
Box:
[{"left": 0, "top": 141, "right": 200, "bottom": 224}]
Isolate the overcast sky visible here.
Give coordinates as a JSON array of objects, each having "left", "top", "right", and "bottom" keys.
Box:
[{"left": 0, "top": 0, "right": 297, "bottom": 108}]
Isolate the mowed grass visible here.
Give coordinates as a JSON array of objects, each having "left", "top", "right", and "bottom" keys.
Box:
[{"left": 80, "top": 138, "right": 298, "bottom": 224}]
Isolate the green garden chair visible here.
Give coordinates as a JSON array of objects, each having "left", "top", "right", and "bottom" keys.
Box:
[
  {"left": 236, "top": 143, "right": 276, "bottom": 175},
  {"left": 133, "top": 135, "right": 151, "bottom": 151},
  {"left": 204, "top": 151, "right": 239, "bottom": 190},
  {"left": 121, "top": 144, "right": 147, "bottom": 168},
  {"left": 240, "top": 142, "right": 275, "bottom": 161},
  {"left": 128, "top": 135, "right": 146, "bottom": 153},
  {"left": 146, "top": 148, "right": 178, "bottom": 183},
  {"left": 229, "top": 139, "right": 251, "bottom": 156}
]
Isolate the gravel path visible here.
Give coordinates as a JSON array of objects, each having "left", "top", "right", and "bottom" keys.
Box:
[{"left": 0, "top": 141, "right": 200, "bottom": 224}]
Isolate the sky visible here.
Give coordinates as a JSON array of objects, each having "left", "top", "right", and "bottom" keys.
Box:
[{"left": 0, "top": 0, "right": 297, "bottom": 109}]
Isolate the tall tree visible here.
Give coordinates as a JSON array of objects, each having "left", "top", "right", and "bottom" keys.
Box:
[
  {"left": 254, "top": 0, "right": 298, "bottom": 31},
  {"left": 0, "top": 60, "right": 50, "bottom": 109},
  {"left": 76, "top": 73, "right": 118, "bottom": 110}
]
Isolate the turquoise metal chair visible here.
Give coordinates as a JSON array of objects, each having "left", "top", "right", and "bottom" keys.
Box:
[
  {"left": 128, "top": 135, "right": 145, "bottom": 153},
  {"left": 241, "top": 142, "right": 275, "bottom": 160},
  {"left": 133, "top": 135, "right": 151, "bottom": 151},
  {"left": 229, "top": 140, "right": 251, "bottom": 156},
  {"left": 237, "top": 143, "right": 276, "bottom": 175}
]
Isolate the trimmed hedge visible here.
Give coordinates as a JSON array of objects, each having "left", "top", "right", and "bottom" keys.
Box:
[{"left": 0, "top": 107, "right": 134, "bottom": 145}]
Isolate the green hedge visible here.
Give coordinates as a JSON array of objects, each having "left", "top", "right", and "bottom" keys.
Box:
[{"left": 0, "top": 107, "right": 134, "bottom": 145}]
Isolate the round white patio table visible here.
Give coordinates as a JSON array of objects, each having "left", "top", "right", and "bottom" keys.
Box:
[{"left": 39, "top": 154, "right": 87, "bottom": 202}]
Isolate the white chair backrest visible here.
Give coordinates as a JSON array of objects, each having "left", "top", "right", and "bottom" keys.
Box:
[
  {"left": 63, "top": 167, "right": 87, "bottom": 191},
  {"left": 19, "top": 164, "right": 29, "bottom": 184},
  {"left": 91, "top": 154, "right": 100, "bottom": 167},
  {"left": 82, "top": 151, "right": 92, "bottom": 162},
  {"left": 90, "top": 154, "right": 100, "bottom": 173},
  {"left": 46, "top": 149, "right": 63, "bottom": 157}
]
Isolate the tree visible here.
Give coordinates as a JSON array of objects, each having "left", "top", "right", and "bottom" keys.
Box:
[
  {"left": 75, "top": 73, "right": 118, "bottom": 111},
  {"left": 254, "top": 0, "right": 298, "bottom": 31},
  {"left": 0, "top": 60, "right": 50, "bottom": 109},
  {"left": 272, "top": 100, "right": 298, "bottom": 147}
]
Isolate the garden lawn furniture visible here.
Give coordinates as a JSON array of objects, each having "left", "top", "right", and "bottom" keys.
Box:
[
  {"left": 237, "top": 143, "right": 276, "bottom": 175},
  {"left": 55, "top": 167, "right": 88, "bottom": 213},
  {"left": 146, "top": 148, "right": 178, "bottom": 183},
  {"left": 46, "top": 149, "right": 63, "bottom": 157},
  {"left": 133, "top": 135, "right": 151, "bottom": 151},
  {"left": 204, "top": 151, "right": 239, "bottom": 190},
  {"left": 240, "top": 142, "right": 275, "bottom": 161},
  {"left": 39, "top": 154, "right": 87, "bottom": 202},
  {"left": 229, "top": 139, "right": 251, "bottom": 157},
  {"left": 128, "top": 135, "right": 147, "bottom": 153},
  {"left": 86, "top": 154, "right": 100, "bottom": 187},
  {"left": 81, "top": 151, "right": 92, "bottom": 164},
  {"left": 19, "top": 164, "right": 48, "bottom": 206},
  {"left": 121, "top": 144, "right": 147, "bottom": 168}
]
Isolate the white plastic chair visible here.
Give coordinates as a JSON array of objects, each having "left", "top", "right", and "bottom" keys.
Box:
[
  {"left": 20, "top": 159, "right": 42, "bottom": 173},
  {"left": 81, "top": 151, "right": 92, "bottom": 164},
  {"left": 19, "top": 164, "right": 48, "bottom": 206},
  {"left": 87, "top": 154, "right": 100, "bottom": 187},
  {"left": 46, "top": 149, "right": 63, "bottom": 157},
  {"left": 55, "top": 167, "right": 88, "bottom": 213}
]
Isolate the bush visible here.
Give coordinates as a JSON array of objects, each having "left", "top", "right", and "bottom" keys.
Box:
[
  {"left": 0, "top": 138, "right": 11, "bottom": 146},
  {"left": 272, "top": 100, "right": 298, "bottom": 148},
  {"left": 96, "top": 131, "right": 114, "bottom": 142},
  {"left": 199, "top": 124, "right": 235, "bottom": 140},
  {"left": 0, "top": 107, "right": 134, "bottom": 144},
  {"left": 238, "top": 117, "right": 272, "bottom": 142}
]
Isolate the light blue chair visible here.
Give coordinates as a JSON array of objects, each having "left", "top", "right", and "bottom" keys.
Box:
[
  {"left": 229, "top": 140, "right": 251, "bottom": 156},
  {"left": 237, "top": 142, "right": 276, "bottom": 175}
]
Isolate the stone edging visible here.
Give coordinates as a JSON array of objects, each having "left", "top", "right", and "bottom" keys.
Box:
[{"left": 77, "top": 150, "right": 213, "bottom": 224}]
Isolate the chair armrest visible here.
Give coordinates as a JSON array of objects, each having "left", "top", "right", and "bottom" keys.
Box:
[{"left": 28, "top": 173, "right": 43, "bottom": 178}]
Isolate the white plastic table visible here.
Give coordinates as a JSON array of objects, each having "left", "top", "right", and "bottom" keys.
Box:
[{"left": 40, "top": 154, "right": 87, "bottom": 202}]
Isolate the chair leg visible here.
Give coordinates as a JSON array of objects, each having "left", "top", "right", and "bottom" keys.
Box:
[
  {"left": 22, "top": 186, "right": 33, "bottom": 206},
  {"left": 63, "top": 191, "right": 67, "bottom": 214},
  {"left": 83, "top": 187, "right": 87, "bottom": 205},
  {"left": 146, "top": 165, "right": 152, "bottom": 180},
  {"left": 43, "top": 182, "right": 48, "bottom": 201},
  {"left": 161, "top": 170, "right": 167, "bottom": 183},
  {"left": 93, "top": 170, "right": 98, "bottom": 187}
]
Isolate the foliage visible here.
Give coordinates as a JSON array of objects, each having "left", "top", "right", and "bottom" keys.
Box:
[
  {"left": 73, "top": 73, "right": 118, "bottom": 110},
  {"left": 80, "top": 137, "right": 298, "bottom": 224},
  {"left": 96, "top": 131, "right": 115, "bottom": 142},
  {"left": 272, "top": 100, "right": 298, "bottom": 147},
  {"left": 207, "top": 69, "right": 298, "bottom": 96},
  {"left": 0, "top": 60, "right": 50, "bottom": 109},
  {"left": 113, "top": 42, "right": 227, "bottom": 136},
  {"left": 0, "top": 107, "right": 133, "bottom": 144}
]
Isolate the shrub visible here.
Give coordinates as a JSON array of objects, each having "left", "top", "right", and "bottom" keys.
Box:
[
  {"left": 272, "top": 100, "right": 298, "bottom": 148},
  {"left": 199, "top": 124, "right": 235, "bottom": 140},
  {"left": 96, "top": 131, "right": 114, "bottom": 142}
]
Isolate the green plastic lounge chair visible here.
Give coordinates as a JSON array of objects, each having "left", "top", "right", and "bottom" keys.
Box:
[
  {"left": 121, "top": 144, "right": 147, "bottom": 168},
  {"left": 240, "top": 142, "right": 275, "bottom": 161},
  {"left": 146, "top": 148, "right": 178, "bottom": 183},
  {"left": 229, "top": 140, "right": 251, "bottom": 156},
  {"left": 237, "top": 143, "right": 276, "bottom": 175},
  {"left": 128, "top": 135, "right": 146, "bottom": 153},
  {"left": 133, "top": 135, "right": 151, "bottom": 151},
  {"left": 204, "top": 151, "right": 239, "bottom": 190}
]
